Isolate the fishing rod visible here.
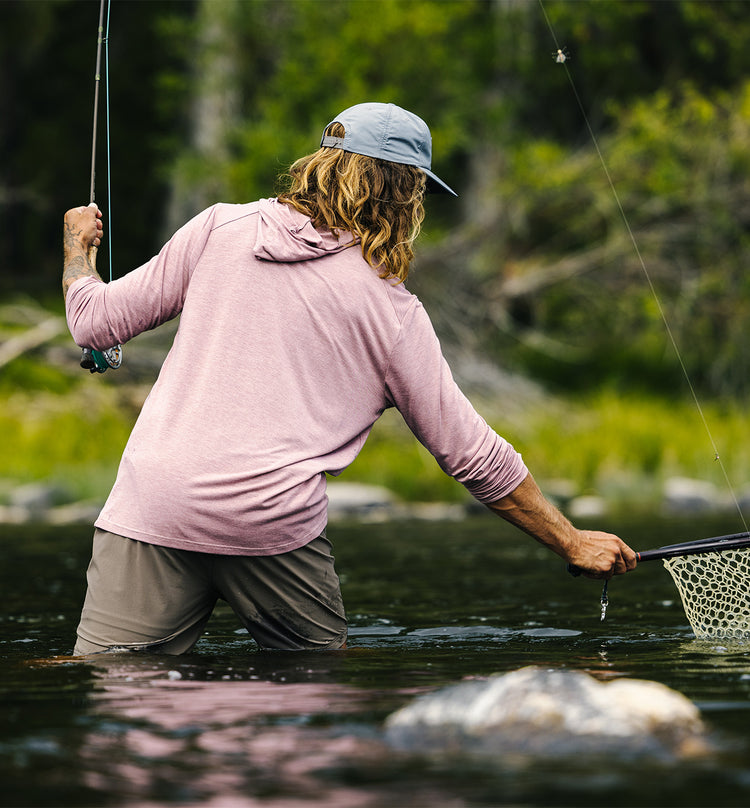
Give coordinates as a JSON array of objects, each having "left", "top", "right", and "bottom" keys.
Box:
[{"left": 80, "top": 0, "right": 122, "bottom": 375}]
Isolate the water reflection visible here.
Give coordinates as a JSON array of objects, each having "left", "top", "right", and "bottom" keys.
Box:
[{"left": 74, "top": 654, "right": 390, "bottom": 807}]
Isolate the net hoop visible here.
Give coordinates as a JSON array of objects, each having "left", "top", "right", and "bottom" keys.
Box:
[{"left": 662, "top": 548, "right": 750, "bottom": 640}]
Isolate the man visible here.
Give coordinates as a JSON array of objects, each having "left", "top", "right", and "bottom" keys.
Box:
[{"left": 63, "top": 102, "right": 636, "bottom": 655}]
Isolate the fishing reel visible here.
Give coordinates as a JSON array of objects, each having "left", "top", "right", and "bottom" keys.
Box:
[{"left": 80, "top": 345, "right": 123, "bottom": 374}]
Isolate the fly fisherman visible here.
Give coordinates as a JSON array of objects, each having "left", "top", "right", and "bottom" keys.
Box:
[{"left": 63, "top": 102, "right": 637, "bottom": 655}]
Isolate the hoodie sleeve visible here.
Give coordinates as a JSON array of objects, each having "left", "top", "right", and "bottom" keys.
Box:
[
  {"left": 65, "top": 206, "right": 217, "bottom": 350},
  {"left": 384, "top": 300, "right": 528, "bottom": 503}
]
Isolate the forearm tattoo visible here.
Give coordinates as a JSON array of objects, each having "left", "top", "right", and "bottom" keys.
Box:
[{"left": 62, "top": 220, "right": 103, "bottom": 298}]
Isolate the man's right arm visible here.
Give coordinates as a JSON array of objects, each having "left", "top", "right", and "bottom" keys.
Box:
[{"left": 487, "top": 472, "right": 637, "bottom": 578}]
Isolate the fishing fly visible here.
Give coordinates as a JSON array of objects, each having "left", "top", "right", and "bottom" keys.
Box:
[
  {"left": 80, "top": 0, "right": 122, "bottom": 374},
  {"left": 554, "top": 47, "right": 569, "bottom": 63}
]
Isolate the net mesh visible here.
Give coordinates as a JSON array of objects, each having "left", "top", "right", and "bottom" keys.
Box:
[{"left": 662, "top": 549, "right": 750, "bottom": 640}]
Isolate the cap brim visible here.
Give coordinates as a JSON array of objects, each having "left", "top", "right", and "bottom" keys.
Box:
[{"left": 424, "top": 169, "right": 458, "bottom": 197}]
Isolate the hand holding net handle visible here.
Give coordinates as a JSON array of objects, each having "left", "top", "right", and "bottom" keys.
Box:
[{"left": 567, "top": 530, "right": 750, "bottom": 576}]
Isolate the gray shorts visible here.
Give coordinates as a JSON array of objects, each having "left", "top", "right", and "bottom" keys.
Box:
[{"left": 74, "top": 529, "right": 347, "bottom": 655}]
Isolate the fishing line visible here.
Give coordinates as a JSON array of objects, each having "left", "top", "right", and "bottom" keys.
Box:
[
  {"left": 538, "top": 0, "right": 748, "bottom": 535},
  {"left": 104, "top": 0, "right": 113, "bottom": 285}
]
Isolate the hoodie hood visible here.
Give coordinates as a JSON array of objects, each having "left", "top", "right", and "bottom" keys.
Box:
[{"left": 253, "top": 198, "right": 358, "bottom": 263}]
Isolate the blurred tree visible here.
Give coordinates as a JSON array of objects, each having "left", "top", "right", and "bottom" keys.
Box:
[{"left": 464, "top": 81, "right": 750, "bottom": 398}]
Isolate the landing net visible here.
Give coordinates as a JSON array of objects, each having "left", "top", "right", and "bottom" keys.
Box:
[{"left": 662, "top": 550, "right": 750, "bottom": 640}]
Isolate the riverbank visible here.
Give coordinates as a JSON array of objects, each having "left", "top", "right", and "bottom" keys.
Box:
[
  {"left": 2, "top": 473, "right": 748, "bottom": 528},
  {"left": 2, "top": 299, "right": 750, "bottom": 527}
]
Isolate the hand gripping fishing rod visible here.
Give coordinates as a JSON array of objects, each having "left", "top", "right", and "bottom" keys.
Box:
[{"left": 80, "top": 0, "right": 122, "bottom": 375}]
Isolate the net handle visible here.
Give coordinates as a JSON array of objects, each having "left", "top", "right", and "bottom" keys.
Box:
[
  {"left": 636, "top": 531, "right": 750, "bottom": 562},
  {"left": 567, "top": 530, "right": 750, "bottom": 576}
]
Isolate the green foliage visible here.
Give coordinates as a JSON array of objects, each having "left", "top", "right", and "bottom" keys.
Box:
[
  {"left": 182, "top": 0, "right": 507, "bottom": 205},
  {"left": 0, "top": 357, "right": 75, "bottom": 396},
  {"left": 343, "top": 390, "right": 750, "bottom": 510},
  {"left": 344, "top": 411, "right": 469, "bottom": 504},
  {"left": 506, "top": 390, "right": 750, "bottom": 498},
  {"left": 490, "top": 80, "right": 750, "bottom": 397},
  {"left": 0, "top": 387, "right": 133, "bottom": 500}
]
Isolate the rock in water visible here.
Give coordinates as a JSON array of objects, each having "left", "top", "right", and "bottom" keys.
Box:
[{"left": 384, "top": 666, "right": 708, "bottom": 759}]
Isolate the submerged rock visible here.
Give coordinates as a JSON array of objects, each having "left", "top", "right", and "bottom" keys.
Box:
[
  {"left": 662, "top": 476, "right": 724, "bottom": 514},
  {"left": 384, "top": 666, "right": 709, "bottom": 759}
]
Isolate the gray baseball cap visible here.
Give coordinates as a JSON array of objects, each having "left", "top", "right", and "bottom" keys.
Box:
[{"left": 320, "top": 102, "right": 457, "bottom": 197}]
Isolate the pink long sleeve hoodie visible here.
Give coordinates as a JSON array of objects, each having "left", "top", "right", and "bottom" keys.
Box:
[{"left": 66, "top": 199, "right": 528, "bottom": 555}]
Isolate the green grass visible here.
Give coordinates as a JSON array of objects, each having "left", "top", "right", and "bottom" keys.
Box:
[
  {"left": 0, "top": 386, "right": 133, "bottom": 502},
  {"left": 508, "top": 390, "right": 750, "bottom": 494},
  {"left": 348, "top": 391, "right": 750, "bottom": 509}
]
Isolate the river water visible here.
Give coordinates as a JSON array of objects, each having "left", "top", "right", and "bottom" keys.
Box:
[{"left": 2, "top": 514, "right": 750, "bottom": 807}]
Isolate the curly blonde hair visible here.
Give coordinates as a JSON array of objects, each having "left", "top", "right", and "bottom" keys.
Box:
[{"left": 277, "top": 122, "right": 426, "bottom": 283}]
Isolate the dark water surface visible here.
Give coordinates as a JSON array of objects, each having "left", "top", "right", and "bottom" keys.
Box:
[{"left": 2, "top": 515, "right": 750, "bottom": 807}]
